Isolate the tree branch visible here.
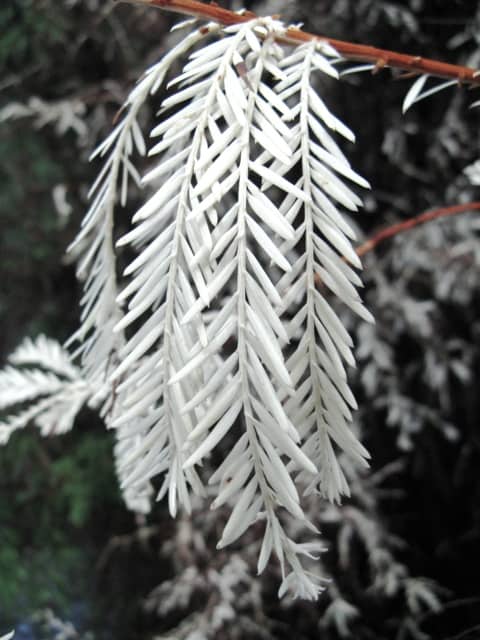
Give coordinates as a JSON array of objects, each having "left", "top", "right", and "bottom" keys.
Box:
[
  {"left": 355, "top": 202, "right": 480, "bottom": 257},
  {"left": 313, "top": 202, "right": 480, "bottom": 287},
  {"left": 120, "top": 0, "right": 480, "bottom": 86}
]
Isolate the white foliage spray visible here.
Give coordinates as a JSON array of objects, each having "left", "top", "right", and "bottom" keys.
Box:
[{"left": 0, "top": 16, "right": 372, "bottom": 599}]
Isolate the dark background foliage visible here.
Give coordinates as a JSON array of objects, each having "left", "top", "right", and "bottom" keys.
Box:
[{"left": 1, "top": 1, "right": 479, "bottom": 638}]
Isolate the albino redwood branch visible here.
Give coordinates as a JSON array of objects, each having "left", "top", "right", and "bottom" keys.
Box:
[
  {"left": 355, "top": 202, "right": 480, "bottom": 257},
  {"left": 121, "top": 0, "right": 480, "bottom": 85}
]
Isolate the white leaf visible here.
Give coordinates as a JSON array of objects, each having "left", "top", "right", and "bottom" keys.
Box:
[
  {"left": 402, "top": 74, "right": 428, "bottom": 114},
  {"left": 246, "top": 250, "right": 283, "bottom": 306},
  {"left": 224, "top": 65, "right": 248, "bottom": 125},
  {"left": 187, "top": 373, "right": 241, "bottom": 440},
  {"left": 142, "top": 148, "right": 190, "bottom": 185},
  {"left": 212, "top": 458, "right": 253, "bottom": 508},
  {"left": 161, "top": 78, "right": 211, "bottom": 109},
  {"left": 257, "top": 522, "right": 274, "bottom": 574},
  {"left": 255, "top": 94, "right": 293, "bottom": 138},
  {"left": 404, "top": 78, "right": 456, "bottom": 112},
  {"left": 247, "top": 348, "right": 294, "bottom": 435},
  {"left": 246, "top": 215, "right": 291, "bottom": 272},
  {"left": 169, "top": 316, "right": 235, "bottom": 384},
  {"left": 246, "top": 274, "right": 289, "bottom": 343},
  {"left": 253, "top": 413, "right": 317, "bottom": 474},
  {"left": 217, "top": 477, "right": 259, "bottom": 547},
  {"left": 253, "top": 109, "right": 293, "bottom": 159},
  {"left": 246, "top": 305, "right": 292, "bottom": 388},
  {"left": 209, "top": 432, "right": 249, "bottom": 485},
  {"left": 250, "top": 125, "right": 292, "bottom": 165},
  {"left": 250, "top": 161, "right": 308, "bottom": 202},
  {"left": 196, "top": 122, "right": 240, "bottom": 171},
  {"left": 310, "top": 142, "right": 370, "bottom": 189},
  {"left": 182, "top": 259, "right": 237, "bottom": 324},
  {"left": 184, "top": 399, "right": 243, "bottom": 468},
  {"left": 133, "top": 171, "right": 184, "bottom": 222},
  {"left": 247, "top": 184, "right": 294, "bottom": 240},
  {"left": 192, "top": 141, "right": 242, "bottom": 196},
  {"left": 182, "top": 353, "right": 239, "bottom": 414},
  {"left": 258, "top": 82, "right": 294, "bottom": 119}
]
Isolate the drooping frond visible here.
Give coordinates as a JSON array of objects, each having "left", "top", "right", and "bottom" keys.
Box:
[
  {"left": 67, "top": 25, "right": 218, "bottom": 396},
  {"left": 107, "top": 16, "right": 372, "bottom": 598},
  {"left": 0, "top": 14, "right": 374, "bottom": 599},
  {"left": 273, "top": 42, "right": 373, "bottom": 504}
]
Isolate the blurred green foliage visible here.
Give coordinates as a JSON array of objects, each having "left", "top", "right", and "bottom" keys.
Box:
[
  {"left": 0, "top": 2, "right": 171, "bottom": 634},
  {"left": 0, "top": 125, "right": 77, "bottom": 355},
  {"left": 0, "top": 426, "right": 122, "bottom": 625},
  {"left": 0, "top": 2, "right": 67, "bottom": 72}
]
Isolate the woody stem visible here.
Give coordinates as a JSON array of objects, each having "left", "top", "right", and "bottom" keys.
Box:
[
  {"left": 120, "top": 0, "right": 480, "bottom": 85},
  {"left": 356, "top": 202, "right": 480, "bottom": 257}
]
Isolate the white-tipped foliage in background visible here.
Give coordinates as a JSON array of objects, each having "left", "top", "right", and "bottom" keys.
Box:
[
  {"left": 0, "top": 336, "right": 90, "bottom": 445},
  {"left": 0, "top": 17, "right": 372, "bottom": 599}
]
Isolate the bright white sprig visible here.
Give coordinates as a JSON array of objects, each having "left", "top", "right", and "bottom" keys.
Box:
[
  {"left": 109, "top": 23, "right": 263, "bottom": 517},
  {"left": 67, "top": 25, "right": 218, "bottom": 394},
  {"left": 274, "top": 42, "right": 372, "bottom": 504},
  {"left": 111, "top": 18, "right": 335, "bottom": 596},
  {"left": 0, "top": 16, "right": 375, "bottom": 600}
]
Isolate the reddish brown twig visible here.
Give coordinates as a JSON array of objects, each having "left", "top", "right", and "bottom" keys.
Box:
[
  {"left": 120, "top": 0, "right": 480, "bottom": 86},
  {"left": 355, "top": 202, "right": 480, "bottom": 257},
  {"left": 313, "top": 202, "right": 480, "bottom": 286}
]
